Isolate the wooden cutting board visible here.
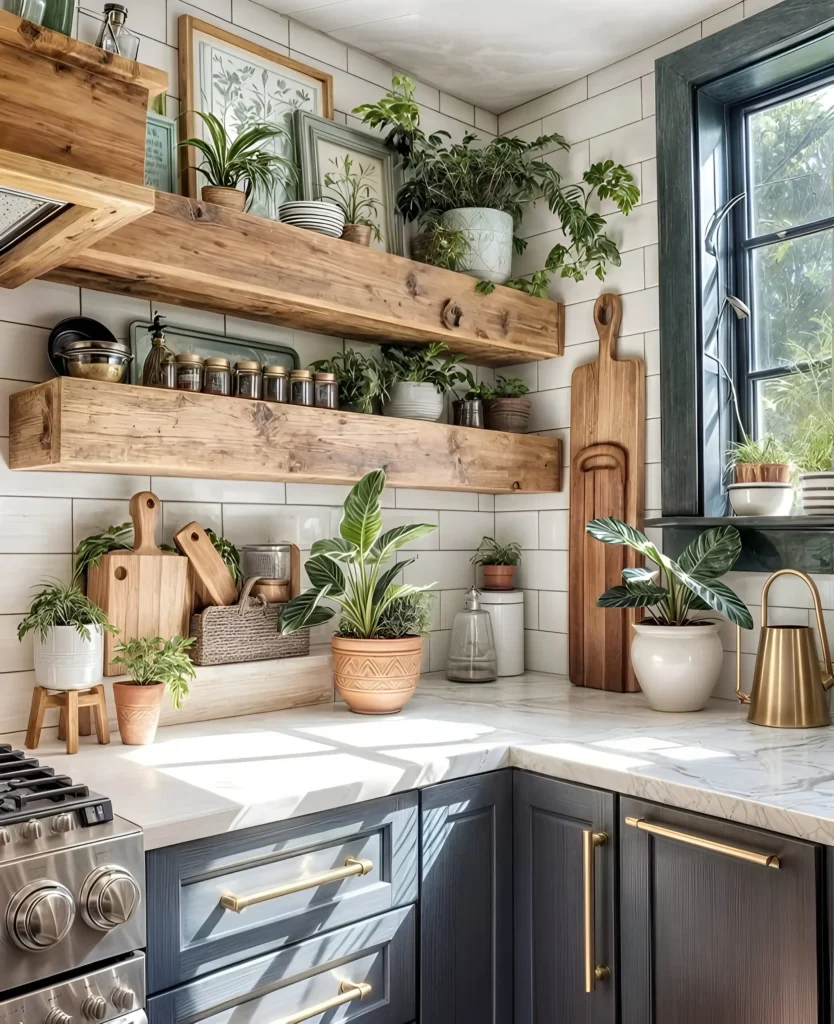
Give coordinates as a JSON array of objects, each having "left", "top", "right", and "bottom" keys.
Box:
[
  {"left": 87, "top": 491, "right": 192, "bottom": 676},
  {"left": 174, "top": 522, "right": 238, "bottom": 609},
  {"left": 569, "top": 293, "right": 645, "bottom": 692}
]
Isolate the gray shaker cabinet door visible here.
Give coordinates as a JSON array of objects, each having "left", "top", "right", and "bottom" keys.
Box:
[
  {"left": 420, "top": 770, "right": 513, "bottom": 1024},
  {"left": 621, "top": 797, "right": 822, "bottom": 1024},
  {"left": 514, "top": 771, "right": 617, "bottom": 1024}
]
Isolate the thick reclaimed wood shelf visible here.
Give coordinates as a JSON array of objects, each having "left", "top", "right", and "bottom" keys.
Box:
[
  {"left": 44, "top": 192, "right": 564, "bottom": 367},
  {"left": 10, "top": 379, "right": 562, "bottom": 494}
]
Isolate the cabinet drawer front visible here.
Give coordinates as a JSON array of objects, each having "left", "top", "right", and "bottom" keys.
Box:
[
  {"left": 147, "top": 906, "right": 415, "bottom": 1024},
  {"left": 147, "top": 793, "right": 418, "bottom": 992},
  {"left": 621, "top": 797, "right": 821, "bottom": 1024}
]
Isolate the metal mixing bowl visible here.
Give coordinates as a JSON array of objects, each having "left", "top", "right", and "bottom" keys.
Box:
[{"left": 62, "top": 340, "right": 132, "bottom": 383}]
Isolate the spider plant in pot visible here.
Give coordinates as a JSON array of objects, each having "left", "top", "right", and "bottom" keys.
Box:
[
  {"left": 380, "top": 342, "right": 467, "bottom": 422},
  {"left": 310, "top": 349, "right": 389, "bottom": 414},
  {"left": 18, "top": 581, "right": 116, "bottom": 691},
  {"left": 471, "top": 537, "right": 522, "bottom": 591},
  {"left": 484, "top": 376, "right": 532, "bottom": 433},
  {"left": 452, "top": 370, "right": 491, "bottom": 428},
  {"left": 319, "top": 155, "right": 383, "bottom": 247},
  {"left": 587, "top": 518, "right": 752, "bottom": 712},
  {"left": 279, "top": 469, "right": 436, "bottom": 714},
  {"left": 111, "top": 636, "right": 196, "bottom": 745},
  {"left": 179, "top": 111, "right": 297, "bottom": 213}
]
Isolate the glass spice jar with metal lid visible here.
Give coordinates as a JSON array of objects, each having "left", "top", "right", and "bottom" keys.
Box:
[
  {"left": 314, "top": 371, "right": 339, "bottom": 410},
  {"left": 263, "top": 365, "right": 289, "bottom": 404},
  {"left": 175, "top": 352, "right": 204, "bottom": 393},
  {"left": 235, "top": 360, "right": 262, "bottom": 400},
  {"left": 290, "top": 368, "right": 314, "bottom": 407},
  {"left": 203, "top": 357, "right": 232, "bottom": 397}
]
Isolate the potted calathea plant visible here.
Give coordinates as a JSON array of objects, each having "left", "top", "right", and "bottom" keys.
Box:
[
  {"left": 587, "top": 518, "right": 752, "bottom": 712},
  {"left": 381, "top": 342, "right": 466, "bottom": 421},
  {"left": 111, "top": 636, "right": 196, "bottom": 745},
  {"left": 18, "top": 581, "right": 116, "bottom": 690},
  {"left": 471, "top": 537, "right": 522, "bottom": 590},
  {"left": 280, "top": 469, "right": 436, "bottom": 714}
]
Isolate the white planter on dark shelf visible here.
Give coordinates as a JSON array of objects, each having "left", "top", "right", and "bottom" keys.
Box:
[
  {"left": 440, "top": 207, "right": 513, "bottom": 284},
  {"left": 34, "top": 625, "right": 104, "bottom": 691},
  {"left": 384, "top": 381, "right": 444, "bottom": 422}
]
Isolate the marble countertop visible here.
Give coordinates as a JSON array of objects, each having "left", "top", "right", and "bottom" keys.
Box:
[{"left": 14, "top": 673, "right": 834, "bottom": 849}]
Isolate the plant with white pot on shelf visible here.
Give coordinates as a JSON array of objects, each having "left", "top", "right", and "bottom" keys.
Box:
[
  {"left": 380, "top": 342, "right": 467, "bottom": 421},
  {"left": 587, "top": 518, "right": 753, "bottom": 713}
]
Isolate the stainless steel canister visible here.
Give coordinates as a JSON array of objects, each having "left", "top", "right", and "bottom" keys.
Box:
[{"left": 241, "top": 543, "right": 294, "bottom": 581}]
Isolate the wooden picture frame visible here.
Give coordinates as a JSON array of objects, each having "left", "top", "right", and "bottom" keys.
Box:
[
  {"left": 294, "top": 109, "right": 405, "bottom": 257},
  {"left": 144, "top": 113, "right": 178, "bottom": 194},
  {"left": 177, "top": 15, "right": 334, "bottom": 213}
]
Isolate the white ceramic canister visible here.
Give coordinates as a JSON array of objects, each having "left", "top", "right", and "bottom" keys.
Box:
[
  {"left": 33, "top": 625, "right": 104, "bottom": 690},
  {"left": 478, "top": 590, "right": 524, "bottom": 677}
]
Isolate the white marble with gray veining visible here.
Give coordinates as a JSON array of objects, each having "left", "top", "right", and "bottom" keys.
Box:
[{"left": 12, "top": 672, "right": 834, "bottom": 849}]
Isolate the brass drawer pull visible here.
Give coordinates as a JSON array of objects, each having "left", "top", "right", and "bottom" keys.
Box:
[
  {"left": 279, "top": 981, "right": 371, "bottom": 1024},
  {"left": 625, "top": 817, "right": 780, "bottom": 869},
  {"left": 582, "top": 829, "right": 610, "bottom": 993},
  {"left": 219, "top": 856, "right": 374, "bottom": 913}
]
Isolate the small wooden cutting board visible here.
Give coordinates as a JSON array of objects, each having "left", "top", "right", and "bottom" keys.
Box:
[{"left": 174, "top": 522, "right": 238, "bottom": 608}]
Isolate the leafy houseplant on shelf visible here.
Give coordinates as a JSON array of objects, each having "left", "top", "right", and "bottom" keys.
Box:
[
  {"left": 279, "top": 469, "right": 436, "bottom": 714},
  {"left": 725, "top": 435, "right": 794, "bottom": 517},
  {"left": 320, "top": 155, "right": 383, "bottom": 247},
  {"left": 587, "top": 518, "right": 752, "bottom": 712},
  {"left": 111, "top": 636, "right": 196, "bottom": 745},
  {"left": 471, "top": 537, "right": 522, "bottom": 591},
  {"left": 311, "top": 349, "right": 389, "bottom": 414},
  {"left": 484, "top": 376, "right": 532, "bottom": 433},
  {"left": 179, "top": 111, "right": 297, "bottom": 213},
  {"left": 380, "top": 343, "right": 467, "bottom": 421},
  {"left": 18, "top": 582, "right": 116, "bottom": 691}
]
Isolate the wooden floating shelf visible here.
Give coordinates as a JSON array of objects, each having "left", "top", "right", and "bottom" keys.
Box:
[{"left": 10, "top": 378, "right": 562, "bottom": 494}]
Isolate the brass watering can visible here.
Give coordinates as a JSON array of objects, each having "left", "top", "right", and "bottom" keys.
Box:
[{"left": 737, "top": 568, "right": 834, "bottom": 728}]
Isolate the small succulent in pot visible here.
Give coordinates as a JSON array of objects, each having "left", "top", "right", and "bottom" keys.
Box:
[
  {"left": 319, "top": 154, "right": 383, "bottom": 247},
  {"left": 471, "top": 537, "right": 522, "bottom": 591},
  {"left": 484, "top": 376, "right": 532, "bottom": 433},
  {"left": 380, "top": 342, "right": 467, "bottom": 422},
  {"left": 111, "top": 636, "right": 196, "bottom": 745}
]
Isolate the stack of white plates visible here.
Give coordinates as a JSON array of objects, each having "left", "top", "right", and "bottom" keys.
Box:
[{"left": 278, "top": 201, "right": 345, "bottom": 238}]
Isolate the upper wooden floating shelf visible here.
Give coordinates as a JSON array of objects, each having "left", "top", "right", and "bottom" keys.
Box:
[{"left": 10, "top": 378, "right": 563, "bottom": 494}]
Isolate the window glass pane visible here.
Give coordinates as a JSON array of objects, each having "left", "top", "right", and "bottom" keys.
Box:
[
  {"left": 757, "top": 359, "right": 834, "bottom": 448},
  {"left": 751, "top": 229, "right": 833, "bottom": 369},
  {"left": 750, "top": 83, "right": 834, "bottom": 237}
]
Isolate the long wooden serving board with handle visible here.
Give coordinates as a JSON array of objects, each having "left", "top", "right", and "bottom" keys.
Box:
[{"left": 569, "top": 293, "right": 646, "bottom": 692}]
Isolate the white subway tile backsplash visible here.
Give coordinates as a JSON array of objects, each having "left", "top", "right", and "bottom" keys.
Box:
[
  {"left": 0, "top": 280, "right": 80, "bottom": 328},
  {"left": 402, "top": 550, "right": 475, "bottom": 590},
  {"left": 0, "top": 616, "right": 33, "bottom": 673},
  {"left": 587, "top": 26, "right": 700, "bottom": 97},
  {"left": 0, "top": 555, "right": 73, "bottom": 614},
  {"left": 440, "top": 92, "right": 475, "bottom": 125},
  {"left": 438, "top": 511, "right": 494, "bottom": 551},
  {"left": 79, "top": 291, "right": 152, "bottom": 340},
  {"left": 528, "top": 387, "right": 571, "bottom": 432},
  {"left": 539, "top": 591, "right": 568, "bottom": 633},
  {"left": 543, "top": 80, "right": 642, "bottom": 146},
  {"left": 516, "top": 550, "right": 567, "bottom": 592},
  {"left": 703, "top": 4, "right": 744, "bottom": 35},
  {"left": 641, "top": 159, "right": 658, "bottom": 203},
  {"left": 396, "top": 489, "right": 479, "bottom": 511},
  {"left": 641, "top": 73, "right": 655, "bottom": 118},
  {"left": 590, "top": 116, "right": 656, "bottom": 166},
  {"left": 495, "top": 511, "right": 539, "bottom": 550},
  {"left": 288, "top": 20, "right": 347, "bottom": 67},
  {"left": 521, "top": 590, "right": 538, "bottom": 630},
  {"left": 429, "top": 630, "right": 451, "bottom": 672},
  {"left": 647, "top": 374, "right": 661, "bottom": 418},
  {"left": 0, "top": 324, "right": 52, "bottom": 381},
  {"left": 72, "top": 500, "right": 133, "bottom": 548},
  {"left": 525, "top": 629, "right": 568, "bottom": 674},
  {"left": 645, "top": 331, "right": 660, "bottom": 376},
  {"left": 475, "top": 107, "right": 499, "bottom": 135},
  {"left": 538, "top": 510, "right": 569, "bottom": 550},
  {"left": 479, "top": 494, "right": 496, "bottom": 512},
  {"left": 498, "top": 78, "right": 588, "bottom": 135},
  {"left": 495, "top": 489, "right": 569, "bottom": 513},
  {"left": 646, "top": 418, "right": 661, "bottom": 464},
  {"left": 162, "top": 503, "right": 223, "bottom": 546},
  {"left": 223, "top": 504, "right": 337, "bottom": 547},
  {"left": 346, "top": 48, "right": 393, "bottom": 88},
  {"left": 440, "top": 590, "right": 467, "bottom": 630},
  {"left": 232, "top": 0, "right": 289, "bottom": 45},
  {"left": 0, "top": 498, "right": 72, "bottom": 553},
  {"left": 151, "top": 476, "right": 286, "bottom": 504},
  {"left": 644, "top": 244, "right": 659, "bottom": 288}
]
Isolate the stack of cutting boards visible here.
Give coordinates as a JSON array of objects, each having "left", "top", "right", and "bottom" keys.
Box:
[{"left": 569, "top": 293, "right": 646, "bottom": 692}]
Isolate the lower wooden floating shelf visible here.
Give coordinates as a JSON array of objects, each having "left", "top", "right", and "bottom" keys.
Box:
[{"left": 9, "top": 378, "right": 562, "bottom": 494}]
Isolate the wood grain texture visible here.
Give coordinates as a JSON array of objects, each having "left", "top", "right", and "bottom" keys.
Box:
[
  {"left": 569, "top": 294, "right": 645, "bottom": 692},
  {"left": 174, "top": 522, "right": 238, "bottom": 608},
  {"left": 45, "top": 191, "right": 564, "bottom": 366},
  {"left": 25, "top": 685, "right": 109, "bottom": 754},
  {"left": 9, "top": 378, "right": 562, "bottom": 494}
]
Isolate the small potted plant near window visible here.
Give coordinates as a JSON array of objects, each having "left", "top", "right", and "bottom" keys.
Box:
[
  {"left": 588, "top": 518, "right": 752, "bottom": 712},
  {"left": 319, "top": 155, "right": 383, "bottom": 247},
  {"left": 311, "top": 348, "right": 389, "bottom": 414},
  {"left": 471, "top": 537, "right": 522, "bottom": 590},
  {"left": 725, "top": 436, "right": 793, "bottom": 516},
  {"left": 484, "top": 376, "right": 532, "bottom": 433},
  {"left": 453, "top": 371, "right": 491, "bottom": 428},
  {"left": 179, "top": 111, "right": 297, "bottom": 213},
  {"left": 18, "top": 581, "right": 116, "bottom": 691},
  {"left": 111, "top": 636, "right": 196, "bottom": 745},
  {"left": 280, "top": 469, "right": 436, "bottom": 714},
  {"left": 381, "top": 342, "right": 467, "bottom": 422}
]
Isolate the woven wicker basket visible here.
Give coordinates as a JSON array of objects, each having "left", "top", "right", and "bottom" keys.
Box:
[{"left": 190, "top": 577, "right": 309, "bottom": 666}]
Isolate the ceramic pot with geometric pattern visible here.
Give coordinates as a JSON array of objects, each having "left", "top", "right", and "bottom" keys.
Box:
[
  {"left": 440, "top": 207, "right": 513, "bottom": 283},
  {"left": 331, "top": 635, "right": 424, "bottom": 714},
  {"left": 112, "top": 681, "right": 165, "bottom": 745}
]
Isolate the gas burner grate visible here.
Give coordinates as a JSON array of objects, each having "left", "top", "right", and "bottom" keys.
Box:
[{"left": 0, "top": 746, "right": 112, "bottom": 828}]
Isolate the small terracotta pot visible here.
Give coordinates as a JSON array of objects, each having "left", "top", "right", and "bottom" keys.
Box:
[
  {"left": 201, "top": 186, "right": 247, "bottom": 212},
  {"left": 485, "top": 398, "right": 532, "bottom": 433},
  {"left": 735, "top": 463, "right": 791, "bottom": 484},
  {"left": 331, "top": 635, "right": 423, "bottom": 714},
  {"left": 482, "top": 565, "right": 516, "bottom": 591},
  {"left": 342, "top": 223, "right": 373, "bottom": 246},
  {"left": 113, "top": 681, "right": 165, "bottom": 745}
]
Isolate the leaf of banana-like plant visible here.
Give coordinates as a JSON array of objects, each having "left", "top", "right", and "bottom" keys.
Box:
[
  {"left": 373, "top": 559, "right": 414, "bottom": 603},
  {"left": 310, "top": 537, "right": 359, "bottom": 563},
  {"left": 340, "top": 470, "right": 386, "bottom": 553},
  {"left": 677, "top": 526, "right": 741, "bottom": 580},
  {"left": 305, "top": 556, "right": 345, "bottom": 595},
  {"left": 597, "top": 585, "right": 661, "bottom": 608},
  {"left": 587, "top": 517, "right": 667, "bottom": 567},
  {"left": 368, "top": 524, "right": 437, "bottom": 562},
  {"left": 279, "top": 586, "right": 334, "bottom": 634}
]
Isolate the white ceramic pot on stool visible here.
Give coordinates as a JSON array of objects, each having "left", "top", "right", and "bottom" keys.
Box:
[
  {"left": 33, "top": 625, "right": 104, "bottom": 690},
  {"left": 630, "top": 622, "right": 723, "bottom": 712},
  {"left": 478, "top": 590, "right": 524, "bottom": 676}
]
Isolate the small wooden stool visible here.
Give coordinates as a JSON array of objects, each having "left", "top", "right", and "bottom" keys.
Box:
[{"left": 25, "top": 686, "right": 110, "bottom": 755}]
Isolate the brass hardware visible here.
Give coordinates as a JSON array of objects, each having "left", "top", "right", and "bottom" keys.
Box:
[
  {"left": 624, "top": 817, "right": 780, "bottom": 868},
  {"left": 219, "top": 856, "right": 373, "bottom": 913},
  {"left": 278, "top": 981, "right": 372, "bottom": 1024},
  {"left": 737, "top": 568, "right": 834, "bottom": 729},
  {"left": 582, "top": 829, "right": 609, "bottom": 993}
]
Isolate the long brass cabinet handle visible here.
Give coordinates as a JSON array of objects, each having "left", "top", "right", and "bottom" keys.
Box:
[
  {"left": 582, "top": 829, "right": 610, "bottom": 993},
  {"left": 279, "top": 981, "right": 371, "bottom": 1024},
  {"left": 624, "top": 817, "right": 780, "bottom": 869},
  {"left": 219, "top": 856, "right": 374, "bottom": 913}
]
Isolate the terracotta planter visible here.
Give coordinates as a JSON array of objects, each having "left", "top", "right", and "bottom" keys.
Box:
[
  {"left": 485, "top": 397, "right": 532, "bottom": 433},
  {"left": 342, "top": 223, "right": 373, "bottom": 246},
  {"left": 201, "top": 186, "right": 247, "bottom": 212},
  {"left": 735, "top": 463, "right": 790, "bottom": 484},
  {"left": 113, "top": 681, "right": 165, "bottom": 745},
  {"left": 482, "top": 565, "right": 516, "bottom": 591},
  {"left": 331, "top": 635, "right": 423, "bottom": 714}
]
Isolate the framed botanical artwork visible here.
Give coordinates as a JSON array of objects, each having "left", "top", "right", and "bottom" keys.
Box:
[
  {"left": 294, "top": 110, "right": 405, "bottom": 257},
  {"left": 178, "top": 16, "right": 334, "bottom": 219},
  {"left": 144, "top": 113, "right": 179, "bottom": 194}
]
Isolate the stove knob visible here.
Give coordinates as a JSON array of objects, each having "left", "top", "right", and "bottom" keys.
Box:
[
  {"left": 110, "top": 987, "right": 135, "bottom": 1013},
  {"left": 0, "top": 827, "right": 11, "bottom": 846},
  {"left": 7, "top": 880, "right": 75, "bottom": 950},
  {"left": 81, "top": 866, "right": 140, "bottom": 931},
  {"left": 45, "top": 1009, "right": 72, "bottom": 1024},
  {"left": 81, "top": 997, "right": 107, "bottom": 1022},
  {"left": 19, "top": 819, "right": 42, "bottom": 842},
  {"left": 51, "top": 814, "right": 75, "bottom": 835}
]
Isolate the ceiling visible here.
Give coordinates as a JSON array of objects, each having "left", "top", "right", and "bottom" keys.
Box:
[{"left": 262, "top": 0, "right": 736, "bottom": 113}]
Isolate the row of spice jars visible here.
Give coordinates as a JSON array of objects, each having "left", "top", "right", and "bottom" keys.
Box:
[{"left": 171, "top": 354, "right": 338, "bottom": 409}]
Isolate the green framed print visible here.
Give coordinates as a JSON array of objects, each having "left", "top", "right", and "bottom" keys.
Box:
[
  {"left": 294, "top": 110, "right": 405, "bottom": 257},
  {"left": 144, "top": 113, "right": 178, "bottom": 194}
]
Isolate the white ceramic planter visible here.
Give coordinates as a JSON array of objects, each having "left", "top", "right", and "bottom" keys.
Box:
[
  {"left": 631, "top": 622, "right": 723, "bottom": 712},
  {"left": 440, "top": 207, "right": 513, "bottom": 284},
  {"left": 384, "top": 381, "right": 444, "bottom": 422},
  {"left": 800, "top": 472, "right": 834, "bottom": 515},
  {"left": 34, "top": 625, "right": 104, "bottom": 690},
  {"left": 727, "top": 482, "right": 794, "bottom": 516}
]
